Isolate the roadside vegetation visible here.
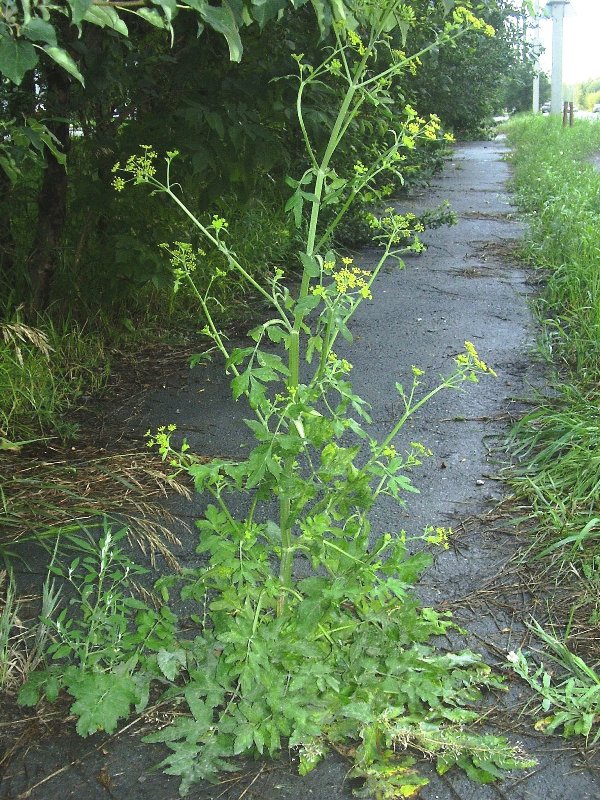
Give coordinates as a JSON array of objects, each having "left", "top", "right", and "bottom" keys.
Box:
[
  {"left": 504, "top": 114, "right": 600, "bottom": 744},
  {"left": 0, "top": 1, "right": 545, "bottom": 797}
]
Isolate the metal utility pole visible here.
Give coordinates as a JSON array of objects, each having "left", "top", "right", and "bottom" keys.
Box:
[
  {"left": 547, "top": 0, "right": 569, "bottom": 115},
  {"left": 532, "top": 2, "right": 542, "bottom": 113}
]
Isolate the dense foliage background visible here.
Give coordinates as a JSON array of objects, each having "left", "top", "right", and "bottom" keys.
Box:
[{"left": 1, "top": 0, "right": 535, "bottom": 323}]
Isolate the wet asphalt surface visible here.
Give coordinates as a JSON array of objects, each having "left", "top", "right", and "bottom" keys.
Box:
[{"left": 2, "top": 140, "right": 599, "bottom": 799}]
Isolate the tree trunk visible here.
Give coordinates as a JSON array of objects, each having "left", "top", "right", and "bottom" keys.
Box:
[
  {"left": 28, "top": 66, "right": 71, "bottom": 313},
  {"left": 0, "top": 169, "right": 15, "bottom": 289},
  {"left": 1, "top": 75, "right": 37, "bottom": 298}
]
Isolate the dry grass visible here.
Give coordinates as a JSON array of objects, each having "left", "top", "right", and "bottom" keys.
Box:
[
  {"left": 0, "top": 320, "right": 53, "bottom": 367},
  {"left": 0, "top": 446, "right": 205, "bottom": 570}
]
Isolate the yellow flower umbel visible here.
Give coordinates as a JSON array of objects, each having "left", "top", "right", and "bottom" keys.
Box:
[
  {"left": 424, "top": 525, "right": 453, "bottom": 550},
  {"left": 310, "top": 258, "right": 374, "bottom": 302},
  {"left": 455, "top": 341, "right": 498, "bottom": 378},
  {"left": 331, "top": 258, "right": 373, "bottom": 299},
  {"left": 112, "top": 145, "right": 158, "bottom": 190},
  {"left": 453, "top": 6, "right": 495, "bottom": 37}
]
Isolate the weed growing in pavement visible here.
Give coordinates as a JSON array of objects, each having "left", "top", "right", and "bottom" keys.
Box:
[
  {"left": 0, "top": 570, "right": 60, "bottom": 692},
  {"left": 19, "top": 522, "right": 179, "bottom": 735},
  {"left": 20, "top": 8, "right": 535, "bottom": 798},
  {"left": 507, "top": 621, "right": 600, "bottom": 744}
]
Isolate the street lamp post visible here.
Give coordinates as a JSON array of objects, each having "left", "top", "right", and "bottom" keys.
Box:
[
  {"left": 547, "top": 0, "right": 570, "bottom": 115},
  {"left": 532, "top": 7, "right": 541, "bottom": 113}
]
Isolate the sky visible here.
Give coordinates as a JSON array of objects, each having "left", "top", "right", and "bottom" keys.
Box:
[{"left": 538, "top": 0, "right": 600, "bottom": 84}]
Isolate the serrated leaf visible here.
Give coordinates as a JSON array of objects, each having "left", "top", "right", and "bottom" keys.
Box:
[
  {"left": 233, "top": 724, "right": 254, "bottom": 754},
  {"left": 342, "top": 701, "right": 374, "bottom": 723},
  {"left": 231, "top": 371, "right": 250, "bottom": 400},
  {"left": 43, "top": 46, "right": 85, "bottom": 85},
  {"left": 336, "top": 316, "right": 353, "bottom": 343},
  {"left": 284, "top": 189, "right": 303, "bottom": 227},
  {"left": 157, "top": 648, "right": 187, "bottom": 681},
  {"left": 68, "top": 671, "right": 140, "bottom": 736},
  {"left": 294, "top": 293, "right": 321, "bottom": 318},
  {"left": 184, "top": 687, "right": 216, "bottom": 727},
  {"left": 253, "top": 726, "right": 265, "bottom": 753},
  {"left": 17, "top": 671, "right": 49, "bottom": 706},
  {"left": 256, "top": 350, "right": 289, "bottom": 375},
  {"left": 0, "top": 38, "right": 38, "bottom": 85},
  {"left": 298, "top": 251, "right": 321, "bottom": 278}
]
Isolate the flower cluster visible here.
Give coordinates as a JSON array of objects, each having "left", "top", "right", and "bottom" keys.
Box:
[
  {"left": 457, "top": 340, "right": 498, "bottom": 377},
  {"left": 423, "top": 113, "right": 442, "bottom": 141},
  {"left": 159, "top": 241, "right": 205, "bottom": 292},
  {"left": 327, "top": 350, "right": 353, "bottom": 374},
  {"left": 453, "top": 6, "right": 495, "bottom": 37},
  {"left": 407, "top": 440, "right": 432, "bottom": 467},
  {"left": 328, "top": 58, "right": 342, "bottom": 75},
  {"left": 424, "top": 525, "right": 453, "bottom": 550},
  {"left": 367, "top": 209, "right": 424, "bottom": 249},
  {"left": 347, "top": 29, "right": 366, "bottom": 56},
  {"left": 331, "top": 258, "right": 372, "bottom": 298},
  {"left": 111, "top": 145, "right": 158, "bottom": 191}
]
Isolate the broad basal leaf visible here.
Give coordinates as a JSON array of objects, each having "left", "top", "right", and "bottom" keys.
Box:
[{"left": 68, "top": 670, "right": 141, "bottom": 736}]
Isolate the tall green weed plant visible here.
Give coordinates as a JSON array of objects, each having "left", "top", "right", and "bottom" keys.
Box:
[{"left": 21, "top": 9, "right": 535, "bottom": 798}]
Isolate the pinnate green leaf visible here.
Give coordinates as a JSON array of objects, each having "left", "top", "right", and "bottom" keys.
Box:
[
  {"left": 231, "top": 371, "right": 250, "bottom": 400},
  {"left": 157, "top": 648, "right": 187, "bottom": 681},
  {"left": 233, "top": 723, "right": 254, "bottom": 754},
  {"left": 298, "top": 251, "right": 321, "bottom": 278},
  {"left": 67, "top": 670, "right": 141, "bottom": 736}
]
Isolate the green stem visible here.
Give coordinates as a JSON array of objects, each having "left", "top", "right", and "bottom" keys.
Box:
[
  {"left": 277, "top": 495, "right": 293, "bottom": 617},
  {"left": 368, "top": 376, "right": 463, "bottom": 471},
  {"left": 164, "top": 186, "right": 289, "bottom": 319},
  {"left": 316, "top": 308, "right": 335, "bottom": 381},
  {"left": 279, "top": 57, "right": 369, "bottom": 613}
]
